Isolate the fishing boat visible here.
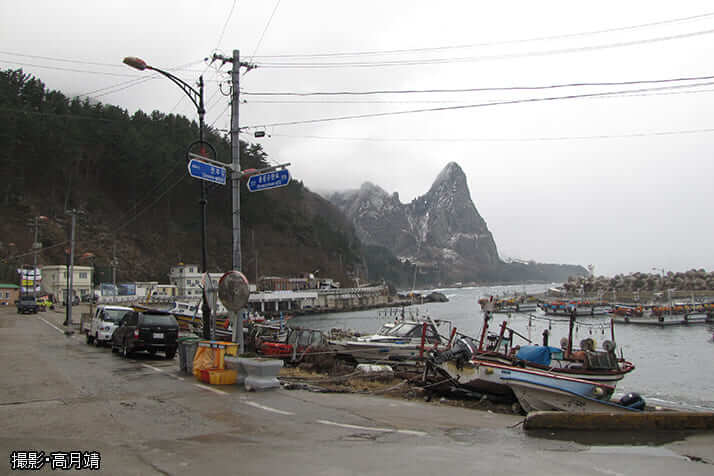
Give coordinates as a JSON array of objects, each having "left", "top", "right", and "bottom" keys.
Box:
[
  {"left": 428, "top": 304, "right": 634, "bottom": 399},
  {"left": 541, "top": 300, "right": 610, "bottom": 317},
  {"left": 497, "top": 364, "right": 644, "bottom": 413},
  {"left": 329, "top": 317, "right": 453, "bottom": 363},
  {"left": 613, "top": 312, "right": 713, "bottom": 326}
]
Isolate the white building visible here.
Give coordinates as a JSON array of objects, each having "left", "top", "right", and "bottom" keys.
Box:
[
  {"left": 41, "top": 265, "right": 93, "bottom": 302},
  {"left": 168, "top": 264, "right": 224, "bottom": 297}
]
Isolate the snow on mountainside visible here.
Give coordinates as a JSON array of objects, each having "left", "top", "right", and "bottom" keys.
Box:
[
  {"left": 328, "top": 162, "right": 587, "bottom": 284},
  {"left": 328, "top": 162, "right": 501, "bottom": 282}
]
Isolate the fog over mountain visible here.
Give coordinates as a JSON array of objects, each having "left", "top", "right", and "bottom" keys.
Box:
[{"left": 330, "top": 162, "right": 586, "bottom": 284}]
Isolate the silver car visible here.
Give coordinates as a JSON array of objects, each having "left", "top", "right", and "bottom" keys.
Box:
[{"left": 86, "top": 305, "right": 133, "bottom": 346}]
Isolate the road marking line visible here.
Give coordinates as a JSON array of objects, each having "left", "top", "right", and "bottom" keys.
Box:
[
  {"left": 37, "top": 316, "right": 66, "bottom": 334},
  {"left": 316, "top": 420, "right": 427, "bottom": 436},
  {"left": 142, "top": 364, "right": 164, "bottom": 373},
  {"left": 193, "top": 383, "right": 228, "bottom": 395},
  {"left": 243, "top": 401, "right": 295, "bottom": 415}
]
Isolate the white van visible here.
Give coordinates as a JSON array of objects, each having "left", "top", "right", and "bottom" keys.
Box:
[{"left": 86, "top": 305, "right": 134, "bottom": 346}]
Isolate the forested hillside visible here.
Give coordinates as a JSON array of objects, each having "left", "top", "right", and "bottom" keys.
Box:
[{"left": 0, "top": 69, "right": 362, "bottom": 285}]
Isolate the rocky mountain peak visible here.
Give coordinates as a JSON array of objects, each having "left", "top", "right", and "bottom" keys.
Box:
[
  {"left": 328, "top": 162, "right": 501, "bottom": 281},
  {"left": 430, "top": 162, "right": 466, "bottom": 192}
]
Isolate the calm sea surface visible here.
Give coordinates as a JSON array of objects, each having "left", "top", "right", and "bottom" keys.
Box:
[{"left": 289, "top": 284, "right": 714, "bottom": 411}]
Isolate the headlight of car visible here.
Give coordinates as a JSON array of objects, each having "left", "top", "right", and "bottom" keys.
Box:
[{"left": 101, "top": 326, "right": 111, "bottom": 332}]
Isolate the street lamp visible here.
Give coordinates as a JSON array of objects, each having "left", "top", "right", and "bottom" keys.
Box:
[{"left": 123, "top": 56, "right": 209, "bottom": 275}]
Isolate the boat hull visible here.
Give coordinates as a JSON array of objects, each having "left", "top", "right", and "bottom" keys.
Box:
[
  {"left": 613, "top": 313, "right": 713, "bottom": 326},
  {"left": 506, "top": 380, "right": 635, "bottom": 413},
  {"left": 432, "top": 356, "right": 631, "bottom": 398},
  {"left": 331, "top": 341, "right": 424, "bottom": 363}
]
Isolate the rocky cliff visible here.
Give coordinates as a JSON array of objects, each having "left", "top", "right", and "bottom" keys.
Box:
[{"left": 329, "top": 162, "right": 587, "bottom": 285}]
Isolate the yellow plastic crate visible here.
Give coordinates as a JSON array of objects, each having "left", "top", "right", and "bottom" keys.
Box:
[{"left": 208, "top": 369, "right": 237, "bottom": 385}]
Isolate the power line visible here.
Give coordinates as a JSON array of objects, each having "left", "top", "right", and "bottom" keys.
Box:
[
  {"left": 247, "top": 0, "right": 282, "bottom": 63},
  {"left": 242, "top": 73, "right": 714, "bottom": 96},
  {"left": 0, "top": 59, "right": 138, "bottom": 77},
  {"left": 269, "top": 126, "right": 714, "bottom": 143},
  {"left": 251, "top": 11, "right": 714, "bottom": 59},
  {"left": 215, "top": 0, "right": 239, "bottom": 52},
  {"left": 241, "top": 80, "right": 714, "bottom": 129},
  {"left": 252, "top": 27, "right": 714, "bottom": 69}
]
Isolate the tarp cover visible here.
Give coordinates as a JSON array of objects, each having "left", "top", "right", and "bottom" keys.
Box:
[{"left": 516, "top": 345, "right": 560, "bottom": 366}]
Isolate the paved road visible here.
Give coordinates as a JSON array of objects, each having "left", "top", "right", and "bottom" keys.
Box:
[{"left": 0, "top": 306, "right": 713, "bottom": 475}]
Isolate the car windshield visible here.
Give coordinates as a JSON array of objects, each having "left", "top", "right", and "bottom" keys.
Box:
[
  {"left": 141, "top": 314, "right": 177, "bottom": 326},
  {"left": 103, "top": 309, "right": 130, "bottom": 322}
]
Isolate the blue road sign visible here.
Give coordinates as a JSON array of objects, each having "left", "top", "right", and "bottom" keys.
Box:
[
  {"left": 188, "top": 159, "right": 227, "bottom": 185},
  {"left": 247, "top": 169, "right": 291, "bottom": 192}
]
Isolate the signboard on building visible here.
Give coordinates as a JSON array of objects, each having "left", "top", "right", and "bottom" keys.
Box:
[{"left": 17, "top": 268, "right": 41, "bottom": 293}]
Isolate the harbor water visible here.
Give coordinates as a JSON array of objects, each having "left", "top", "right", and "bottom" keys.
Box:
[{"left": 289, "top": 284, "right": 714, "bottom": 411}]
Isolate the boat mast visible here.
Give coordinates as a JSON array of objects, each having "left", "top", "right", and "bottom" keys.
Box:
[{"left": 567, "top": 307, "right": 575, "bottom": 357}]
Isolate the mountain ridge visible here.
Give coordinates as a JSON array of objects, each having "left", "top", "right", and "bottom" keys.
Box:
[{"left": 329, "top": 162, "right": 587, "bottom": 285}]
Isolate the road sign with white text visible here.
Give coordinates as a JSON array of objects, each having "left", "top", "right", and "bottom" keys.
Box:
[
  {"left": 188, "top": 159, "right": 227, "bottom": 185},
  {"left": 246, "top": 169, "right": 291, "bottom": 192}
]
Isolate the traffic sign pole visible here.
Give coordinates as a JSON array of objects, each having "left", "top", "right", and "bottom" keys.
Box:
[
  {"left": 246, "top": 169, "right": 291, "bottom": 192},
  {"left": 188, "top": 159, "right": 227, "bottom": 186}
]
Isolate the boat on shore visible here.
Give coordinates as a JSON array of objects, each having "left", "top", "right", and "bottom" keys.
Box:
[
  {"left": 328, "top": 313, "right": 454, "bottom": 364},
  {"left": 500, "top": 367, "right": 644, "bottom": 413},
  {"left": 428, "top": 301, "right": 635, "bottom": 405}
]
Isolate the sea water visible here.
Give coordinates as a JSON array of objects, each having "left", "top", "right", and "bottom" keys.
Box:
[{"left": 290, "top": 283, "right": 714, "bottom": 411}]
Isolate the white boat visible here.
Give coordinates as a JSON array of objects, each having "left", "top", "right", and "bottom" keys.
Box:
[
  {"left": 330, "top": 318, "right": 452, "bottom": 363},
  {"left": 429, "top": 309, "right": 634, "bottom": 399},
  {"left": 497, "top": 364, "right": 642, "bottom": 413}
]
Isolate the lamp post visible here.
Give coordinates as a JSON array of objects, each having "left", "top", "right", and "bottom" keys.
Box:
[{"left": 123, "top": 56, "right": 209, "bottom": 274}]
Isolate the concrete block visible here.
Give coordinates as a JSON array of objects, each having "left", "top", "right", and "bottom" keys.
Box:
[{"left": 523, "top": 411, "right": 714, "bottom": 431}]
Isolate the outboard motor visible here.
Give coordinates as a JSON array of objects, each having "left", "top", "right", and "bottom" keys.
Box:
[
  {"left": 619, "top": 392, "right": 646, "bottom": 410},
  {"left": 431, "top": 337, "right": 475, "bottom": 366}
]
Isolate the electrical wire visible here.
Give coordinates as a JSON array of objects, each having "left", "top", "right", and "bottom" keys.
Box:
[
  {"left": 111, "top": 171, "right": 188, "bottom": 234},
  {"left": 251, "top": 11, "right": 714, "bottom": 59},
  {"left": 268, "top": 126, "right": 714, "bottom": 144},
  {"left": 242, "top": 73, "right": 714, "bottom": 97},
  {"left": 252, "top": 27, "right": 714, "bottom": 69},
  {"left": 247, "top": 0, "right": 282, "bottom": 63},
  {"left": 215, "top": 0, "right": 239, "bottom": 52},
  {"left": 4, "top": 169, "right": 190, "bottom": 265},
  {"left": 241, "top": 80, "right": 714, "bottom": 129},
  {"left": 110, "top": 162, "right": 188, "bottom": 227}
]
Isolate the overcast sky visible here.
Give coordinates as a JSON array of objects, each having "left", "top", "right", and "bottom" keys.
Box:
[{"left": 2, "top": 1, "right": 713, "bottom": 277}]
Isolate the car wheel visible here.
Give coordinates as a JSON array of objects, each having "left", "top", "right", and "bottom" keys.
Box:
[
  {"left": 86, "top": 333, "right": 94, "bottom": 345},
  {"left": 165, "top": 347, "right": 176, "bottom": 360},
  {"left": 111, "top": 343, "right": 118, "bottom": 353},
  {"left": 148, "top": 348, "right": 157, "bottom": 357},
  {"left": 94, "top": 334, "right": 101, "bottom": 347}
]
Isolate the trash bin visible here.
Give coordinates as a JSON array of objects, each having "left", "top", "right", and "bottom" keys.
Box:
[{"left": 177, "top": 338, "right": 200, "bottom": 375}]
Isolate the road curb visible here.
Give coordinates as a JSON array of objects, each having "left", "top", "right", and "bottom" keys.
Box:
[{"left": 523, "top": 411, "right": 714, "bottom": 431}]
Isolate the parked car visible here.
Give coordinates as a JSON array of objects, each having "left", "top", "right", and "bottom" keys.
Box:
[
  {"left": 16, "top": 295, "right": 39, "bottom": 314},
  {"left": 85, "top": 305, "right": 133, "bottom": 346},
  {"left": 35, "top": 296, "right": 53, "bottom": 311},
  {"left": 111, "top": 310, "right": 179, "bottom": 359}
]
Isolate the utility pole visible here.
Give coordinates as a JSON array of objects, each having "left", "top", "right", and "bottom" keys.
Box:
[
  {"left": 211, "top": 49, "right": 255, "bottom": 352},
  {"left": 32, "top": 217, "right": 39, "bottom": 296},
  {"left": 230, "top": 49, "right": 242, "bottom": 272},
  {"left": 30, "top": 216, "right": 45, "bottom": 296},
  {"left": 64, "top": 209, "right": 77, "bottom": 329},
  {"left": 111, "top": 242, "right": 118, "bottom": 289}
]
